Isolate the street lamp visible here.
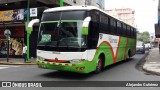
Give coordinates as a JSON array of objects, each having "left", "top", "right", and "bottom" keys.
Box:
[{"left": 4, "top": 29, "right": 11, "bottom": 62}]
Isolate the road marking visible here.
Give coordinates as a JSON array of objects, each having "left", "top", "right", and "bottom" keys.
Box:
[
  {"left": 0, "top": 65, "right": 19, "bottom": 70},
  {"left": 0, "top": 67, "right": 9, "bottom": 69}
]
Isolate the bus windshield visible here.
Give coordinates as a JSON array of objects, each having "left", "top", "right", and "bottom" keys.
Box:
[{"left": 37, "top": 11, "right": 88, "bottom": 51}]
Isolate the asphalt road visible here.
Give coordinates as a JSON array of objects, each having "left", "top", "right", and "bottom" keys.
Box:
[{"left": 0, "top": 52, "right": 160, "bottom": 90}]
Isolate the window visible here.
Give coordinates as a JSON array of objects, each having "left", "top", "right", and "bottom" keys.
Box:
[
  {"left": 100, "top": 14, "right": 110, "bottom": 33},
  {"left": 110, "top": 18, "right": 117, "bottom": 35},
  {"left": 127, "top": 26, "right": 131, "bottom": 37},
  {"left": 117, "top": 21, "right": 121, "bottom": 28},
  {"left": 110, "top": 18, "right": 116, "bottom": 27},
  {"left": 133, "top": 29, "right": 137, "bottom": 38},
  {"left": 122, "top": 24, "right": 127, "bottom": 36},
  {"left": 131, "top": 28, "right": 134, "bottom": 38},
  {"left": 42, "top": 11, "right": 87, "bottom": 21},
  {"left": 100, "top": 14, "right": 108, "bottom": 24},
  {"left": 117, "top": 21, "right": 122, "bottom": 35},
  {"left": 88, "top": 12, "right": 99, "bottom": 48},
  {"left": 91, "top": 13, "right": 98, "bottom": 22}
]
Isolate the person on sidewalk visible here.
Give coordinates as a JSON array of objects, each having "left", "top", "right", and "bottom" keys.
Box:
[
  {"left": 159, "top": 43, "right": 160, "bottom": 54},
  {"left": 22, "top": 44, "right": 27, "bottom": 62}
]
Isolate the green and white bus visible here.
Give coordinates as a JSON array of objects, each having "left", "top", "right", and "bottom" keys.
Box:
[{"left": 31, "top": 6, "right": 137, "bottom": 73}]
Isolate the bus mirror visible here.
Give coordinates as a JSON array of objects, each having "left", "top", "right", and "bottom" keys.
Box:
[
  {"left": 82, "top": 17, "right": 91, "bottom": 35},
  {"left": 28, "top": 19, "right": 40, "bottom": 28},
  {"left": 27, "top": 19, "right": 40, "bottom": 34}
]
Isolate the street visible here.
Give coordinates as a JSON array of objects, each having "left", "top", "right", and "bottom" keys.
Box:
[
  {"left": 0, "top": 0, "right": 159, "bottom": 90},
  {"left": 0, "top": 52, "right": 160, "bottom": 90},
  {"left": 0, "top": 52, "right": 159, "bottom": 81}
]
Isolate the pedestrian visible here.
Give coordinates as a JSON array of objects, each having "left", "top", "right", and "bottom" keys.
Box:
[
  {"left": 159, "top": 43, "right": 160, "bottom": 54},
  {"left": 22, "top": 44, "right": 27, "bottom": 62}
]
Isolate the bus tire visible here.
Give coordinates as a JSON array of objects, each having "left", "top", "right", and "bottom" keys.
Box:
[
  {"left": 127, "top": 50, "right": 131, "bottom": 60},
  {"left": 95, "top": 55, "right": 104, "bottom": 73}
]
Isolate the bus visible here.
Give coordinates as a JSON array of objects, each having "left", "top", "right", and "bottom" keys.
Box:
[{"left": 30, "top": 6, "right": 137, "bottom": 73}]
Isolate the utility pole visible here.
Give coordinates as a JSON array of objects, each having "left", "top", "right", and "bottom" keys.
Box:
[
  {"left": 60, "top": 0, "right": 63, "bottom": 7},
  {"left": 26, "top": 0, "right": 31, "bottom": 63},
  {"left": 85, "top": 0, "right": 87, "bottom": 6}
]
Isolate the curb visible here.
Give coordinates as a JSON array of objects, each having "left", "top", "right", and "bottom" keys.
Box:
[
  {"left": 135, "top": 51, "right": 149, "bottom": 71},
  {"left": 0, "top": 62, "right": 36, "bottom": 65},
  {"left": 142, "top": 66, "right": 160, "bottom": 75},
  {"left": 140, "top": 50, "right": 160, "bottom": 76}
]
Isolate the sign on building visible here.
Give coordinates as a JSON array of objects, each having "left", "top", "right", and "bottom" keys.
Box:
[{"left": 30, "top": 8, "right": 38, "bottom": 17}]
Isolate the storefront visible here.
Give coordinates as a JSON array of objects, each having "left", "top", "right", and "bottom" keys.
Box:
[
  {"left": 0, "top": 8, "right": 44, "bottom": 58},
  {"left": 0, "top": 26, "right": 24, "bottom": 57}
]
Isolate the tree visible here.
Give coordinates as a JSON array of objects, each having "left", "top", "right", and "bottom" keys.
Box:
[{"left": 137, "top": 31, "right": 150, "bottom": 44}]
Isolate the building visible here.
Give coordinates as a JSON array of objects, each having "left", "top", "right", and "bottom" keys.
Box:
[
  {"left": 73, "top": 0, "right": 98, "bottom": 7},
  {"left": 0, "top": 0, "right": 98, "bottom": 58},
  {"left": 154, "top": 0, "right": 160, "bottom": 47},
  {"left": 106, "top": 8, "right": 135, "bottom": 27},
  {"left": 96, "top": 0, "right": 105, "bottom": 10},
  {"left": 150, "top": 33, "right": 159, "bottom": 47},
  {"left": 155, "top": 0, "right": 160, "bottom": 38}
]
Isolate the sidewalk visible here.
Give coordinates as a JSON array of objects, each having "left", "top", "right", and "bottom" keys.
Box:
[
  {"left": 143, "top": 48, "right": 160, "bottom": 75},
  {"left": 0, "top": 58, "right": 36, "bottom": 65}
]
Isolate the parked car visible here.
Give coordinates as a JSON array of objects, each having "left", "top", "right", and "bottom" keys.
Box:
[
  {"left": 136, "top": 41, "right": 145, "bottom": 54},
  {"left": 145, "top": 43, "right": 151, "bottom": 50}
]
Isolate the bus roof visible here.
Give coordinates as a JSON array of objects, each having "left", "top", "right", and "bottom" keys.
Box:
[
  {"left": 44, "top": 6, "right": 136, "bottom": 28},
  {"left": 44, "top": 6, "right": 100, "bottom": 13},
  {"left": 44, "top": 6, "right": 120, "bottom": 22}
]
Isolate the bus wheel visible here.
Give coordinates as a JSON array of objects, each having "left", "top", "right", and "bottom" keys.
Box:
[
  {"left": 95, "top": 57, "right": 103, "bottom": 73},
  {"left": 127, "top": 50, "right": 131, "bottom": 60}
]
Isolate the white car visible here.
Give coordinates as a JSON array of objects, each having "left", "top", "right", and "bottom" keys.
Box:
[
  {"left": 145, "top": 43, "right": 151, "bottom": 50},
  {"left": 136, "top": 41, "right": 145, "bottom": 54}
]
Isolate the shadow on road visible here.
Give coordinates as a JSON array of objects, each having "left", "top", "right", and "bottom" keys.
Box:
[
  {"left": 39, "top": 58, "right": 134, "bottom": 80},
  {"left": 40, "top": 71, "right": 94, "bottom": 80},
  {"left": 101, "top": 58, "right": 134, "bottom": 73}
]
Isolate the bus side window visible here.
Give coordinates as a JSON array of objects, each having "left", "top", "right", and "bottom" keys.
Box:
[
  {"left": 117, "top": 21, "right": 122, "bottom": 35},
  {"left": 90, "top": 13, "right": 99, "bottom": 31},
  {"left": 100, "top": 14, "right": 109, "bottom": 33},
  {"left": 134, "top": 29, "right": 137, "bottom": 38},
  {"left": 127, "top": 26, "right": 131, "bottom": 37},
  {"left": 110, "top": 18, "right": 117, "bottom": 35},
  {"left": 131, "top": 28, "right": 134, "bottom": 38},
  {"left": 122, "top": 24, "right": 127, "bottom": 37},
  {"left": 88, "top": 13, "right": 99, "bottom": 48}
]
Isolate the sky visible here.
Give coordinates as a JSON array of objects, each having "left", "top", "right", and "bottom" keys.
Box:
[{"left": 104, "top": 0, "right": 159, "bottom": 33}]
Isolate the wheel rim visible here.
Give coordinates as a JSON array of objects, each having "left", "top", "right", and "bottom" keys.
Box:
[{"left": 97, "top": 58, "right": 102, "bottom": 71}]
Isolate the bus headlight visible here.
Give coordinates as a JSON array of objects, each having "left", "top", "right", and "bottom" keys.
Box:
[{"left": 70, "top": 59, "right": 85, "bottom": 64}]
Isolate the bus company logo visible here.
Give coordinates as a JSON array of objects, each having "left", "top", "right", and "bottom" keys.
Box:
[
  {"left": 108, "top": 36, "right": 118, "bottom": 43},
  {"left": 99, "top": 34, "right": 103, "bottom": 39},
  {"left": 2, "top": 82, "right": 12, "bottom": 87}
]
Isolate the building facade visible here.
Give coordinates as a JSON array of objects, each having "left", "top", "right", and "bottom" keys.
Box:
[
  {"left": 106, "top": 8, "right": 135, "bottom": 27},
  {"left": 96, "top": 0, "right": 105, "bottom": 10},
  {"left": 0, "top": 0, "right": 99, "bottom": 58},
  {"left": 71, "top": 0, "right": 98, "bottom": 7},
  {"left": 0, "top": 0, "right": 50, "bottom": 58},
  {"left": 155, "top": 0, "right": 160, "bottom": 38}
]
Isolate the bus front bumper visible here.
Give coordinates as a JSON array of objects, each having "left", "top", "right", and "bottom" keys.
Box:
[{"left": 36, "top": 60, "right": 95, "bottom": 74}]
